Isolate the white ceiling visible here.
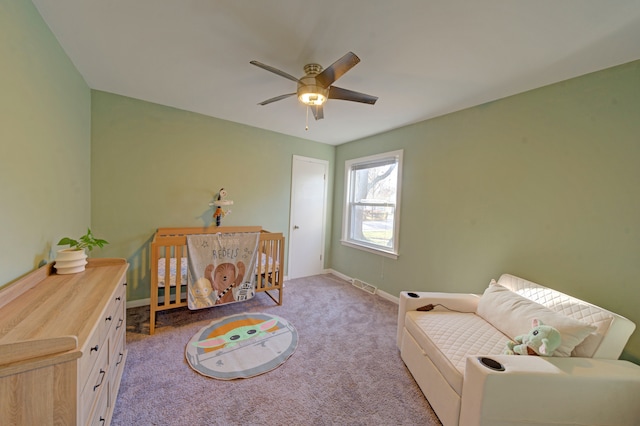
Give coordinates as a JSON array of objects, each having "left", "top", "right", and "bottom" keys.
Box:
[{"left": 32, "top": 0, "right": 640, "bottom": 145}]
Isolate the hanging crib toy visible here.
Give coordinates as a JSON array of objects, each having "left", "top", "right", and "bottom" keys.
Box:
[{"left": 210, "top": 188, "right": 233, "bottom": 226}]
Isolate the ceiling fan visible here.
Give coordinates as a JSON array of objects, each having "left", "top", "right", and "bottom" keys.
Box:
[{"left": 250, "top": 52, "right": 378, "bottom": 120}]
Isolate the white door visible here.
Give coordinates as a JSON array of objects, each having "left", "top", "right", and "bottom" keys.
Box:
[{"left": 288, "top": 156, "right": 328, "bottom": 279}]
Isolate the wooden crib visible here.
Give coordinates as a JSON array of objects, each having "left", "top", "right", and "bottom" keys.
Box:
[{"left": 149, "top": 226, "right": 284, "bottom": 334}]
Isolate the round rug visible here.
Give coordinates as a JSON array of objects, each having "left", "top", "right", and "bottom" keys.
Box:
[{"left": 185, "top": 312, "right": 297, "bottom": 380}]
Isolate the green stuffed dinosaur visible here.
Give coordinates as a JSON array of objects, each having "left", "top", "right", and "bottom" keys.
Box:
[{"left": 504, "top": 318, "right": 561, "bottom": 356}]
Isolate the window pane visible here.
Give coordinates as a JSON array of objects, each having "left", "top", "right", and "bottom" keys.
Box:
[
  {"left": 352, "top": 163, "right": 397, "bottom": 204},
  {"left": 350, "top": 205, "right": 395, "bottom": 248}
]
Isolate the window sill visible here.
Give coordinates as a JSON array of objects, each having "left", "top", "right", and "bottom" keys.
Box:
[{"left": 340, "top": 240, "right": 398, "bottom": 260}]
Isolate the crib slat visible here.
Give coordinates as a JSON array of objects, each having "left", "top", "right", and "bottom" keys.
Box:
[
  {"left": 163, "top": 249, "right": 171, "bottom": 306},
  {"left": 176, "top": 244, "right": 185, "bottom": 304}
]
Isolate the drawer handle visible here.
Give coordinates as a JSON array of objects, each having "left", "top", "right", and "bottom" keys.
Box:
[
  {"left": 90, "top": 344, "right": 99, "bottom": 353},
  {"left": 116, "top": 296, "right": 121, "bottom": 301},
  {"left": 116, "top": 352, "right": 124, "bottom": 366},
  {"left": 116, "top": 318, "right": 124, "bottom": 330},
  {"left": 123, "top": 282, "right": 127, "bottom": 286},
  {"left": 99, "top": 416, "right": 106, "bottom": 425},
  {"left": 105, "top": 315, "right": 112, "bottom": 322},
  {"left": 93, "top": 369, "right": 106, "bottom": 391}
]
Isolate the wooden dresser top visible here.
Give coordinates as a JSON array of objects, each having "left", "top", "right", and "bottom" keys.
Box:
[{"left": 0, "top": 258, "right": 128, "bottom": 348}]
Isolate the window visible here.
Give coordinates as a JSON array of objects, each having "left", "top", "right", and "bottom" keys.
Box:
[{"left": 342, "top": 150, "right": 403, "bottom": 258}]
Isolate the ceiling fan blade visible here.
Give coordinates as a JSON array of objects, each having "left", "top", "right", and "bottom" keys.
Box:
[
  {"left": 315, "top": 52, "right": 360, "bottom": 87},
  {"left": 250, "top": 60, "right": 301, "bottom": 83},
  {"left": 257, "top": 93, "right": 296, "bottom": 106},
  {"left": 311, "top": 105, "right": 324, "bottom": 120},
  {"left": 328, "top": 86, "right": 378, "bottom": 105}
]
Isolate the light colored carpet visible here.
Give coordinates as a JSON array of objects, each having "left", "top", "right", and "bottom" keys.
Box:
[{"left": 112, "top": 274, "right": 442, "bottom": 426}]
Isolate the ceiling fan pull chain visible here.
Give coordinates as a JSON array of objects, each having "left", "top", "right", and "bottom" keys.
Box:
[{"left": 305, "top": 106, "right": 309, "bottom": 131}]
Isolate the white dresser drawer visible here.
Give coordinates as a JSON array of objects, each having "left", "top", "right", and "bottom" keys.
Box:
[
  {"left": 89, "top": 378, "right": 110, "bottom": 426},
  {"left": 80, "top": 341, "right": 110, "bottom": 425},
  {"left": 100, "top": 298, "right": 119, "bottom": 344},
  {"left": 100, "top": 283, "right": 125, "bottom": 347},
  {"left": 80, "top": 328, "right": 105, "bottom": 390},
  {"left": 110, "top": 332, "right": 127, "bottom": 404},
  {"left": 111, "top": 286, "right": 127, "bottom": 341}
]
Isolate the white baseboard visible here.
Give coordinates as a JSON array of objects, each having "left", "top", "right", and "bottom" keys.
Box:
[
  {"left": 127, "top": 298, "right": 150, "bottom": 309},
  {"left": 328, "top": 269, "right": 399, "bottom": 305},
  {"left": 328, "top": 269, "right": 351, "bottom": 282},
  {"left": 376, "top": 289, "right": 399, "bottom": 304}
]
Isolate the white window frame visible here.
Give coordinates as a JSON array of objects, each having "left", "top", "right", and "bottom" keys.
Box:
[{"left": 341, "top": 149, "right": 403, "bottom": 259}]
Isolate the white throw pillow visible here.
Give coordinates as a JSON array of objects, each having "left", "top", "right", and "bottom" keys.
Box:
[{"left": 477, "top": 283, "right": 596, "bottom": 357}]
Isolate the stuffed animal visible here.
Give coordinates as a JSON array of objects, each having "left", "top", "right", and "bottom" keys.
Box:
[
  {"left": 212, "top": 205, "right": 226, "bottom": 226},
  {"left": 504, "top": 319, "right": 561, "bottom": 356},
  {"left": 212, "top": 188, "right": 232, "bottom": 226}
]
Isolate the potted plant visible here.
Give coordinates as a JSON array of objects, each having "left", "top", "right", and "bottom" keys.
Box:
[{"left": 55, "top": 228, "right": 109, "bottom": 274}]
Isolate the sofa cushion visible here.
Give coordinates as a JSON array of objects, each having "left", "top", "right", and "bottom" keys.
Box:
[
  {"left": 496, "top": 274, "right": 616, "bottom": 358},
  {"left": 476, "top": 284, "right": 596, "bottom": 357},
  {"left": 405, "top": 311, "right": 508, "bottom": 395}
]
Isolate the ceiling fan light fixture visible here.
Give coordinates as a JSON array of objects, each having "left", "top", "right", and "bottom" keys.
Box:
[
  {"left": 297, "top": 82, "right": 328, "bottom": 106},
  {"left": 299, "top": 92, "right": 327, "bottom": 106}
]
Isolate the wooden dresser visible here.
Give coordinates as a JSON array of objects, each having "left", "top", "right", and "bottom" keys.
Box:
[{"left": 0, "top": 258, "right": 128, "bottom": 426}]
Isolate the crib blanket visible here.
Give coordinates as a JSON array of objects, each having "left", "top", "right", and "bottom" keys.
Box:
[{"left": 186, "top": 232, "right": 260, "bottom": 310}]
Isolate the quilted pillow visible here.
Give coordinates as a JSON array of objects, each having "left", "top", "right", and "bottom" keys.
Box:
[{"left": 476, "top": 283, "right": 596, "bottom": 357}]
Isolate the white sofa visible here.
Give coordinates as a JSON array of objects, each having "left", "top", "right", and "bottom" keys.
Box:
[{"left": 397, "top": 273, "right": 640, "bottom": 426}]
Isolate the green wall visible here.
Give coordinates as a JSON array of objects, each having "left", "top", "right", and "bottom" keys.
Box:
[
  {"left": 331, "top": 60, "right": 640, "bottom": 361},
  {"left": 0, "top": 0, "right": 91, "bottom": 286},
  {"left": 90, "top": 91, "right": 334, "bottom": 301}
]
